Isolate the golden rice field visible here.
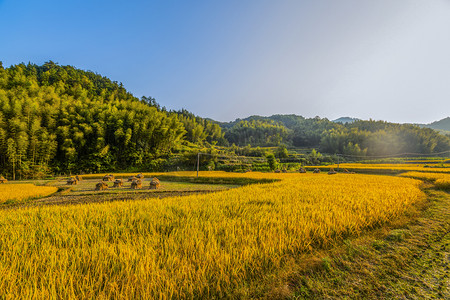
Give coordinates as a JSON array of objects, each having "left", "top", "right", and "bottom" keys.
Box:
[
  {"left": 306, "top": 163, "right": 450, "bottom": 174},
  {"left": 405, "top": 159, "right": 449, "bottom": 163},
  {"left": 0, "top": 184, "right": 58, "bottom": 204},
  {"left": 0, "top": 172, "right": 424, "bottom": 298},
  {"left": 400, "top": 172, "right": 450, "bottom": 190}
]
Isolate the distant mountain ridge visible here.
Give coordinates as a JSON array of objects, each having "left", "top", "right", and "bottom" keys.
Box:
[
  {"left": 420, "top": 117, "right": 450, "bottom": 132},
  {"left": 219, "top": 115, "right": 449, "bottom": 131},
  {"left": 332, "top": 117, "right": 360, "bottom": 124}
]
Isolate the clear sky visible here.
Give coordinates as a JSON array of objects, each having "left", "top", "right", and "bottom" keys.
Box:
[{"left": 1, "top": 0, "right": 449, "bottom": 124}]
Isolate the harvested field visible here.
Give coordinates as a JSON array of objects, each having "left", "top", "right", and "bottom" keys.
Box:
[
  {"left": 1, "top": 177, "right": 238, "bottom": 208},
  {"left": 20, "top": 190, "right": 220, "bottom": 208}
]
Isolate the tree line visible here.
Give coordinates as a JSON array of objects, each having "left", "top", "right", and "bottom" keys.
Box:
[
  {"left": 0, "top": 62, "right": 448, "bottom": 178},
  {"left": 220, "top": 115, "right": 450, "bottom": 156}
]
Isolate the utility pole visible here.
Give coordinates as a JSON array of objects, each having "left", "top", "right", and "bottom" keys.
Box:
[
  {"left": 197, "top": 153, "right": 200, "bottom": 178},
  {"left": 337, "top": 154, "right": 340, "bottom": 171}
]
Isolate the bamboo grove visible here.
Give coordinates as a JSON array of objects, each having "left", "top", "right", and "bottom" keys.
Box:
[{"left": 0, "top": 62, "right": 223, "bottom": 177}]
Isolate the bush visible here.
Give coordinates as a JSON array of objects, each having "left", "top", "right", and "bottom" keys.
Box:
[{"left": 266, "top": 153, "right": 278, "bottom": 171}]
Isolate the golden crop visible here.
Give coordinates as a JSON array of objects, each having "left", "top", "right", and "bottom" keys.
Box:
[
  {"left": 400, "top": 171, "right": 450, "bottom": 190},
  {"left": 0, "top": 184, "right": 58, "bottom": 203},
  {"left": 0, "top": 172, "right": 424, "bottom": 298},
  {"left": 306, "top": 163, "right": 450, "bottom": 173},
  {"left": 404, "top": 159, "right": 449, "bottom": 163}
]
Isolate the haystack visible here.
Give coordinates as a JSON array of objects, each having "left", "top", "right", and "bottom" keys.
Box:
[
  {"left": 328, "top": 168, "right": 337, "bottom": 175},
  {"left": 95, "top": 181, "right": 108, "bottom": 191},
  {"left": 127, "top": 176, "right": 137, "bottom": 182},
  {"left": 136, "top": 173, "right": 144, "bottom": 179},
  {"left": 0, "top": 176, "right": 7, "bottom": 184},
  {"left": 113, "top": 179, "right": 123, "bottom": 188},
  {"left": 299, "top": 167, "right": 306, "bottom": 173},
  {"left": 131, "top": 179, "right": 142, "bottom": 189},
  {"left": 149, "top": 177, "right": 160, "bottom": 190},
  {"left": 313, "top": 168, "right": 321, "bottom": 173},
  {"left": 103, "top": 174, "right": 114, "bottom": 181},
  {"left": 67, "top": 177, "right": 78, "bottom": 185}
]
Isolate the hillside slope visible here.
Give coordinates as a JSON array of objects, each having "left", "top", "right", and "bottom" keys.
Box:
[
  {"left": 219, "top": 115, "right": 450, "bottom": 155},
  {"left": 0, "top": 62, "right": 222, "bottom": 176},
  {"left": 422, "top": 117, "right": 450, "bottom": 134}
]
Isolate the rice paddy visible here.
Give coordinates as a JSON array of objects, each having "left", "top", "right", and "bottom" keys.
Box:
[
  {"left": 305, "top": 163, "right": 450, "bottom": 174},
  {"left": 0, "top": 171, "right": 425, "bottom": 298},
  {"left": 0, "top": 184, "right": 58, "bottom": 204}
]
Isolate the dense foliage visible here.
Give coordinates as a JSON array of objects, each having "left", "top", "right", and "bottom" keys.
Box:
[
  {"left": 224, "top": 119, "right": 289, "bottom": 146},
  {"left": 320, "top": 120, "right": 450, "bottom": 156},
  {"left": 220, "top": 115, "right": 450, "bottom": 156},
  {"left": 0, "top": 62, "right": 223, "bottom": 177},
  {"left": 175, "top": 109, "right": 226, "bottom": 145}
]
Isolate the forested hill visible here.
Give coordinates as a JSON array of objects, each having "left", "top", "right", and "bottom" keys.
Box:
[
  {"left": 420, "top": 117, "right": 450, "bottom": 133},
  {"left": 0, "top": 62, "right": 223, "bottom": 177},
  {"left": 219, "top": 114, "right": 450, "bottom": 156},
  {"left": 0, "top": 62, "right": 448, "bottom": 178}
]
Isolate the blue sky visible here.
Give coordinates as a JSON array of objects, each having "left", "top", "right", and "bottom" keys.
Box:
[{"left": 1, "top": 0, "right": 449, "bottom": 123}]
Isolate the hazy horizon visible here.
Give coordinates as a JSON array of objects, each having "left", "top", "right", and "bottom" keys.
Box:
[
  {"left": 202, "top": 114, "right": 447, "bottom": 125},
  {"left": 1, "top": 0, "right": 450, "bottom": 124}
]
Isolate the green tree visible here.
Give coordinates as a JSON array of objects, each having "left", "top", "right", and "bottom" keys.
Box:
[
  {"left": 308, "top": 149, "right": 322, "bottom": 165},
  {"left": 266, "top": 152, "right": 278, "bottom": 171},
  {"left": 276, "top": 144, "right": 289, "bottom": 159}
]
